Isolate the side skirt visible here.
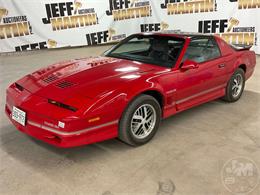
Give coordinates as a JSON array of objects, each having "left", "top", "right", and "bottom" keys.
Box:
[{"left": 163, "top": 86, "right": 225, "bottom": 118}]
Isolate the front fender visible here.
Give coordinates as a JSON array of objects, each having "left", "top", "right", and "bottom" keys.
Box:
[{"left": 83, "top": 77, "right": 165, "bottom": 123}]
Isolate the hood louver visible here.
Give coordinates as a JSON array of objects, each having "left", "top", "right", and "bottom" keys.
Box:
[
  {"left": 56, "top": 80, "right": 74, "bottom": 89},
  {"left": 42, "top": 74, "right": 59, "bottom": 83}
]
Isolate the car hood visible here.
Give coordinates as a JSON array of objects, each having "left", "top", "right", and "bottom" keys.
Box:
[{"left": 17, "top": 56, "right": 161, "bottom": 102}]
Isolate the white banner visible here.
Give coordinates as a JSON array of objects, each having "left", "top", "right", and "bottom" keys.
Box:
[{"left": 0, "top": 0, "right": 259, "bottom": 54}]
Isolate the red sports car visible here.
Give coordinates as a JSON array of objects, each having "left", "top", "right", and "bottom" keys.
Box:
[{"left": 5, "top": 32, "right": 256, "bottom": 147}]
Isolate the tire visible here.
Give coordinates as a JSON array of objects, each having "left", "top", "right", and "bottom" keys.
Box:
[
  {"left": 223, "top": 68, "right": 245, "bottom": 102},
  {"left": 119, "top": 94, "right": 162, "bottom": 146}
]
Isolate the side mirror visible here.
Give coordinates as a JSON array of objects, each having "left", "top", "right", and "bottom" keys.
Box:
[{"left": 181, "top": 60, "right": 199, "bottom": 71}]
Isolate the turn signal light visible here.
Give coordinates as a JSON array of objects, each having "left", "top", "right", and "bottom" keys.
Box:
[{"left": 88, "top": 117, "right": 100, "bottom": 123}]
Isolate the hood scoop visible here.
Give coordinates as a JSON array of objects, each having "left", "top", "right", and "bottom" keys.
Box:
[{"left": 56, "top": 80, "right": 75, "bottom": 89}]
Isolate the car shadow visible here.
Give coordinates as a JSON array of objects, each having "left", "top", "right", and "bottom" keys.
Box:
[{"left": 0, "top": 90, "right": 259, "bottom": 171}]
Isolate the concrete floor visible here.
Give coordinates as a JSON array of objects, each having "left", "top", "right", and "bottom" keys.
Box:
[{"left": 0, "top": 47, "right": 259, "bottom": 195}]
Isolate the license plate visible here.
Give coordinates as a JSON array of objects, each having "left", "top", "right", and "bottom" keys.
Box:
[{"left": 12, "top": 106, "right": 26, "bottom": 126}]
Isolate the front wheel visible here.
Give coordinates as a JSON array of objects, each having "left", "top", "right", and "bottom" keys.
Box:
[
  {"left": 119, "top": 94, "right": 161, "bottom": 146},
  {"left": 223, "top": 68, "right": 245, "bottom": 102}
]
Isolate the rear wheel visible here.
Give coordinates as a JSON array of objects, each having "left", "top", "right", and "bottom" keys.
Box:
[
  {"left": 223, "top": 68, "right": 245, "bottom": 102},
  {"left": 119, "top": 95, "right": 161, "bottom": 146}
]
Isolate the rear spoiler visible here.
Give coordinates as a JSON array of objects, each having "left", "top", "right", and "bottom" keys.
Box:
[{"left": 231, "top": 44, "right": 252, "bottom": 51}]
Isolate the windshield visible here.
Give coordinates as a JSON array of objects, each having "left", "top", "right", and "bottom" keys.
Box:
[{"left": 105, "top": 34, "right": 185, "bottom": 68}]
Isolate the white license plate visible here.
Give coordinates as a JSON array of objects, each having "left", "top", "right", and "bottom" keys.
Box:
[{"left": 12, "top": 106, "right": 26, "bottom": 126}]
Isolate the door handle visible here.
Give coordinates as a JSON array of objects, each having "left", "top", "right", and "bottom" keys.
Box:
[{"left": 218, "top": 64, "right": 225, "bottom": 68}]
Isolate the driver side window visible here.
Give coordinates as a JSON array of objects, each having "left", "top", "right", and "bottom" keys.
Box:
[{"left": 183, "top": 38, "right": 221, "bottom": 63}]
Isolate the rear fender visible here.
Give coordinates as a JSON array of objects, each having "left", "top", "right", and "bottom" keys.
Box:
[{"left": 233, "top": 50, "right": 256, "bottom": 80}]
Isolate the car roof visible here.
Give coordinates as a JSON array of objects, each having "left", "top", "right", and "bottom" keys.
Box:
[{"left": 139, "top": 31, "right": 213, "bottom": 39}]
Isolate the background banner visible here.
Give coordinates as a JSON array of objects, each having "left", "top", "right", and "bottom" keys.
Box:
[{"left": 0, "top": 0, "right": 259, "bottom": 54}]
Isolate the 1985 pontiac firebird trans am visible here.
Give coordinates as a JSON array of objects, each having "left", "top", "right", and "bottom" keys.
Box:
[{"left": 6, "top": 32, "right": 256, "bottom": 147}]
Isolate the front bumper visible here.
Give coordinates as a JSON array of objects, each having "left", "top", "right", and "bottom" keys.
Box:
[{"left": 5, "top": 104, "right": 118, "bottom": 147}]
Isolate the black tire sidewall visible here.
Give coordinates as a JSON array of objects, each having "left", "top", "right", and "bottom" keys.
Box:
[
  {"left": 226, "top": 68, "right": 245, "bottom": 102},
  {"left": 119, "top": 95, "right": 161, "bottom": 146}
]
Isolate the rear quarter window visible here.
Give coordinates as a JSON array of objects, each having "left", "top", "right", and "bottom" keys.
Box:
[{"left": 183, "top": 37, "right": 221, "bottom": 63}]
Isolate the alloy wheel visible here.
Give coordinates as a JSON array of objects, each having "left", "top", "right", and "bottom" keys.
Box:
[
  {"left": 131, "top": 104, "right": 156, "bottom": 139},
  {"left": 232, "top": 74, "right": 243, "bottom": 98}
]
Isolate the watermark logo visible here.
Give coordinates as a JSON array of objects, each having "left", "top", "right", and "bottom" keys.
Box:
[
  {"left": 157, "top": 179, "right": 175, "bottom": 195},
  {"left": 102, "top": 191, "right": 113, "bottom": 195},
  {"left": 221, "top": 157, "right": 259, "bottom": 194}
]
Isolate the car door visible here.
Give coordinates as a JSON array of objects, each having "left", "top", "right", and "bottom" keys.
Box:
[{"left": 175, "top": 37, "right": 227, "bottom": 111}]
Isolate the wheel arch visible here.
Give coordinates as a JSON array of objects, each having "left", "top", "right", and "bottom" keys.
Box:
[
  {"left": 123, "top": 87, "right": 165, "bottom": 119},
  {"left": 141, "top": 89, "right": 164, "bottom": 109},
  {"left": 238, "top": 64, "right": 247, "bottom": 73}
]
